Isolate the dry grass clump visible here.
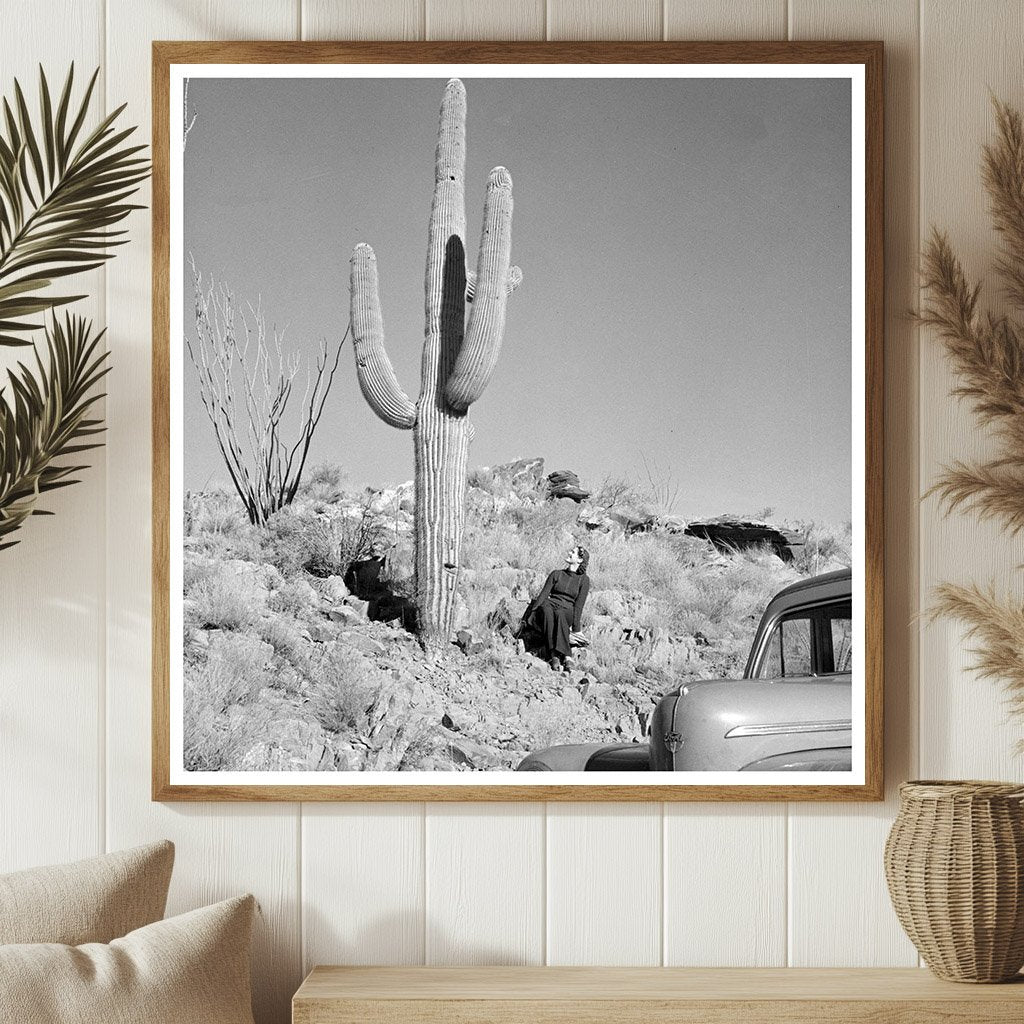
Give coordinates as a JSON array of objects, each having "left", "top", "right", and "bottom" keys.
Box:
[
  {"left": 299, "top": 463, "right": 348, "bottom": 505},
  {"left": 792, "top": 520, "right": 853, "bottom": 575},
  {"left": 306, "top": 644, "right": 384, "bottom": 735},
  {"left": 267, "top": 577, "right": 319, "bottom": 618},
  {"left": 257, "top": 615, "right": 306, "bottom": 660},
  {"left": 187, "top": 567, "right": 256, "bottom": 631},
  {"left": 183, "top": 633, "right": 273, "bottom": 770}
]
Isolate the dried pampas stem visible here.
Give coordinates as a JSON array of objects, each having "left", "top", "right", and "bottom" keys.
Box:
[{"left": 921, "top": 98, "right": 1024, "bottom": 726}]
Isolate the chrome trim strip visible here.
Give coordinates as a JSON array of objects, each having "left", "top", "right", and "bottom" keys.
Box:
[{"left": 725, "top": 720, "right": 852, "bottom": 739}]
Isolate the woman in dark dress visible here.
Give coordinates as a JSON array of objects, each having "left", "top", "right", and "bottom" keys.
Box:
[{"left": 521, "top": 546, "right": 591, "bottom": 671}]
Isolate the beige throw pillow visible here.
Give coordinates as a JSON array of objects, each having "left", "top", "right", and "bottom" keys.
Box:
[
  {"left": 0, "top": 840, "right": 174, "bottom": 945},
  {"left": 0, "top": 894, "right": 256, "bottom": 1024}
]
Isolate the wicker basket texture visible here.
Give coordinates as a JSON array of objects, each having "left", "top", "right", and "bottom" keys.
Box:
[{"left": 884, "top": 780, "right": 1024, "bottom": 983}]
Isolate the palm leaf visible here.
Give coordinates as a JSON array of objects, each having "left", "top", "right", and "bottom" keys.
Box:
[
  {"left": 0, "top": 312, "right": 110, "bottom": 548},
  {"left": 0, "top": 64, "right": 149, "bottom": 346}
]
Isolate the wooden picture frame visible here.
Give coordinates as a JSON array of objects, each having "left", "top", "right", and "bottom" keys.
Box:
[{"left": 153, "top": 41, "right": 883, "bottom": 801}]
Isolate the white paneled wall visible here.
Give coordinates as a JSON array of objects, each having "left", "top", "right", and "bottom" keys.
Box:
[{"left": 4, "top": 2, "right": 1022, "bottom": 1022}]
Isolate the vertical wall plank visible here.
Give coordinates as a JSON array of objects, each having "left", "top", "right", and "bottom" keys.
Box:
[
  {"left": 664, "top": 805, "right": 786, "bottom": 966},
  {"left": 425, "top": 804, "right": 544, "bottom": 964},
  {"left": 426, "top": 0, "right": 544, "bottom": 41},
  {"left": 548, "top": 0, "right": 662, "bottom": 40},
  {"left": 787, "top": 0, "right": 920, "bottom": 967},
  {"left": 665, "top": 0, "right": 786, "bottom": 39},
  {"left": 919, "top": 0, "right": 1024, "bottom": 778},
  {"left": 0, "top": 0, "right": 106, "bottom": 874},
  {"left": 104, "top": 4, "right": 301, "bottom": 1022},
  {"left": 303, "top": 0, "right": 424, "bottom": 39},
  {"left": 303, "top": 805, "right": 426, "bottom": 969},
  {"left": 547, "top": 804, "right": 662, "bottom": 965},
  {"left": 660, "top": 4, "right": 788, "bottom": 971}
]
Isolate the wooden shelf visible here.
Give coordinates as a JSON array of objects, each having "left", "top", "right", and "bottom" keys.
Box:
[{"left": 293, "top": 966, "right": 1024, "bottom": 1023}]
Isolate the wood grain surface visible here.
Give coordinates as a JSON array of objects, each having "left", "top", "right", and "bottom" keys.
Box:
[{"left": 292, "top": 967, "right": 1024, "bottom": 1023}]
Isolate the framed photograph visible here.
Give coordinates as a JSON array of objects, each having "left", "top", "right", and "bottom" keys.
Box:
[{"left": 153, "top": 41, "right": 883, "bottom": 801}]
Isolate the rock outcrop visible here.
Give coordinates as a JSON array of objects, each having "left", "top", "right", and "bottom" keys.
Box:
[
  {"left": 546, "top": 469, "right": 590, "bottom": 503},
  {"left": 683, "top": 516, "right": 804, "bottom": 562}
]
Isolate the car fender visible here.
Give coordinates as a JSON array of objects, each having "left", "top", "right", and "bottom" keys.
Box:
[{"left": 516, "top": 743, "right": 613, "bottom": 772}]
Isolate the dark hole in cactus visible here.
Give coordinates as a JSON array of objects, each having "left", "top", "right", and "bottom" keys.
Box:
[{"left": 438, "top": 234, "right": 467, "bottom": 395}]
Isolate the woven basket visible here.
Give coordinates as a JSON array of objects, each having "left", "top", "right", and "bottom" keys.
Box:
[{"left": 884, "top": 780, "right": 1024, "bottom": 982}]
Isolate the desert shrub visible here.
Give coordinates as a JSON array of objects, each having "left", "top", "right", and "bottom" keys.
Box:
[
  {"left": 183, "top": 691, "right": 279, "bottom": 772},
  {"left": 268, "top": 577, "right": 320, "bottom": 617},
  {"left": 265, "top": 505, "right": 387, "bottom": 579},
  {"left": 257, "top": 616, "right": 306, "bottom": 660},
  {"left": 182, "top": 558, "right": 210, "bottom": 595},
  {"left": 300, "top": 463, "right": 347, "bottom": 504},
  {"left": 306, "top": 645, "right": 384, "bottom": 734},
  {"left": 188, "top": 567, "right": 256, "bottom": 630},
  {"left": 190, "top": 633, "right": 271, "bottom": 709},
  {"left": 507, "top": 496, "right": 580, "bottom": 537},
  {"left": 518, "top": 696, "right": 584, "bottom": 750},
  {"left": 793, "top": 520, "right": 853, "bottom": 575}
]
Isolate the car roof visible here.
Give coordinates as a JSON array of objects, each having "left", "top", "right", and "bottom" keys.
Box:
[{"left": 770, "top": 568, "right": 851, "bottom": 603}]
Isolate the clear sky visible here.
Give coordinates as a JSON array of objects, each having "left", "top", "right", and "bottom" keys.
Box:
[{"left": 182, "top": 74, "right": 852, "bottom": 522}]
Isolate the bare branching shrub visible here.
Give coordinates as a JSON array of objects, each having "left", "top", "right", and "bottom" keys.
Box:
[{"left": 187, "top": 258, "right": 346, "bottom": 525}]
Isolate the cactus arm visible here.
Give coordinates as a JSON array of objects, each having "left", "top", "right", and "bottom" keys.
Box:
[
  {"left": 466, "top": 265, "right": 522, "bottom": 303},
  {"left": 350, "top": 242, "right": 416, "bottom": 429},
  {"left": 444, "top": 167, "right": 514, "bottom": 413}
]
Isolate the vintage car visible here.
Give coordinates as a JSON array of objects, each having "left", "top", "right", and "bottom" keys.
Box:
[{"left": 516, "top": 569, "right": 853, "bottom": 772}]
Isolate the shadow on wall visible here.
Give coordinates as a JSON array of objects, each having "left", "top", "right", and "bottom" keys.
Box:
[{"left": 300, "top": 905, "right": 537, "bottom": 973}]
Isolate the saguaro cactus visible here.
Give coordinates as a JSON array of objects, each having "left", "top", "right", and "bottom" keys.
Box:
[{"left": 350, "top": 79, "right": 519, "bottom": 648}]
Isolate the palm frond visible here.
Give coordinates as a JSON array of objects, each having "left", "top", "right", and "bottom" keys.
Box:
[
  {"left": 0, "top": 312, "right": 109, "bottom": 549},
  {"left": 0, "top": 64, "right": 149, "bottom": 347}
]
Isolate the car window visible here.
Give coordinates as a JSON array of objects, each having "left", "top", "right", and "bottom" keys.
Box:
[
  {"left": 827, "top": 607, "right": 853, "bottom": 673},
  {"left": 759, "top": 614, "right": 814, "bottom": 679}
]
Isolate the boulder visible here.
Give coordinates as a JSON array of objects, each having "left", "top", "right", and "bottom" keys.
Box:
[
  {"left": 436, "top": 726, "right": 505, "bottom": 769},
  {"left": 340, "top": 630, "right": 387, "bottom": 657},
  {"left": 546, "top": 469, "right": 590, "bottom": 503},
  {"left": 455, "top": 629, "right": 486, "bottom": 656},
  {"left": 328, "top": 605, "right": 363, "bottom": 626},
  {"left": 343, "top": 595, "right": 370, "bottom": 619},
  {"left": 484, "top": 456, "right": 546, "bottom": 495},
  {"left": 321, "top": 575, "right": 350, "bottom": 604},
  {"left": 237, "top": 717, "right": 330, "bottom": 771},
  {"left": 683, "top": 515, "right": 803, "bottom": 562}
]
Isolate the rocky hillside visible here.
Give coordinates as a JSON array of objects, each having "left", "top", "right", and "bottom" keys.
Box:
[{"left": 183, "top": 459, "right": 851, "bottom": 772}]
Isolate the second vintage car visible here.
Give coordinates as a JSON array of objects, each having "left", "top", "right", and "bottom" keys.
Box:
[{"left": 517, "top": 569, "right": 853, "bottom": 772}]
